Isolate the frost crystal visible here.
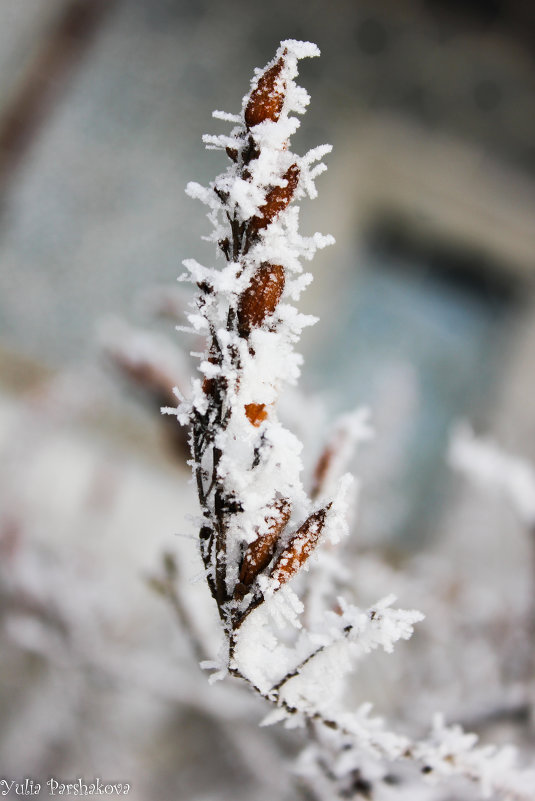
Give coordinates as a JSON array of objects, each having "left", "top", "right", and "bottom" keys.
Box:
[
  {"left": 179, "top": 40, "right": 335, "bottom": 645},
  {"left": 175, "top": 40, "right": 533, "bottom": 801}
]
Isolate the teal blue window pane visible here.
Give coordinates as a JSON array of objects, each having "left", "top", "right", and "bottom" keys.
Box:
[{"left": 310, "top": 244, "right": 516, "bottom": 547}]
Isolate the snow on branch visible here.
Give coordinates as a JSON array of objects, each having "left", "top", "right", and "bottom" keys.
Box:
[
  {"left": 311, "top": 406, "right": 374, "bottom": 501},
  {"left": 449, "top": 424, "right": 535, "bottom": 527},
  {"left": 172, "top": 40, "right": 534, "bottom": 800},
  {"left": 177, "top": 39, "right": 337, "bottom": 648},
  {"left": 296, "top": 711, "right": 535, "bottom": 801}
]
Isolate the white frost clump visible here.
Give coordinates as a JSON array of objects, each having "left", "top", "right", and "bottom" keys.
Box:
[
  {"left": 180, "top": 40, "right": 335, "bottom": 569},
  {"left": 176, "top": 39, "right": 534, "bottom": 801}
]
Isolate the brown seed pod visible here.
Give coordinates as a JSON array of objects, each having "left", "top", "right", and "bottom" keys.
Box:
[
  {"left": 236, "top": 498, "right": 292, "bottom": 593},
  {"left": 311, "top": 441, "right": 339, "bottom": 500},
  {"left": 244, "top": 402, "right": 268, "bottom": 427},
  {"left": 237, "top": 263, "right": 285, "bottom": 338},
  {"left": 270, "top": 504, "right": 332, "bottom": 587},
  {"left": 249, "top": 164, "right": 300, "bottom": 233},
  {"left": 245, "top": 57, "right": 285, "bottom": 130}
]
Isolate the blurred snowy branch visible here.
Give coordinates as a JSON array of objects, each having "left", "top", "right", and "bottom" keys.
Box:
[{"left": 449, "top": 424, "right": 535, "bottom": 528}]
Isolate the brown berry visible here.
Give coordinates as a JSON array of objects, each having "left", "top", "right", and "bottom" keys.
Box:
[
  {"left": 237, "top": 263, "right": 285, "bottom": 337},
  {"left": 237, "top": 498, "right": 292, "bottom": 591},
  {"left": 244, "top": 403, "right": 268, "bottom": 427},
  {"left": 249, "top": 164, "right": 300, "bottom": 233},
  {"left": 270, "top": 505, "right": 331, "bottom": 587},
  {"left": 245, "top": 57, "right": 285, "bottom": 129}
]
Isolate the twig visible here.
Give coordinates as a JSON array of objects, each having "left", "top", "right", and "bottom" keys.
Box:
[{"left": 147, "top": 552, "right": 207, "bottom": 666}]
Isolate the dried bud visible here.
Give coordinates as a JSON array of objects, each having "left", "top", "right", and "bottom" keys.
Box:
[
  {"left": 311, "top": 444, "right": 335, "bottom": 500},
  {"left": 245, "top": 57, "right": 285, "bottom": 129},
  {"left": 245, "top": 402, "right": 268, "bottom": 427},
  {"left": 237, "top": 263, "right": 285, "bottom": 337},
  {"left": 270, "top": 504, "right": 331, "bottom": 587},
  {"left": 236, "top": 498, "right": 292, "bottom": 593},
  {"left": 250, "top": 164, "right": 300, "bottom": 233}
]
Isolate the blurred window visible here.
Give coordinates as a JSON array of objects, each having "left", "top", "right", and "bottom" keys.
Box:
[{"left": 310, "top": 223, "right": 518, "bottom": 547}]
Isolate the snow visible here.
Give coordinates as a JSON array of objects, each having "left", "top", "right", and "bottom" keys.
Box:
[
  {"left": 449, "top": 423, "right": 535, "bottom": 527},
  {"left": 177, "top": 38, "right": 535, "bottom": 800},
  {"left": 180, "top": 40, "right": 337, "bottom": 586}
]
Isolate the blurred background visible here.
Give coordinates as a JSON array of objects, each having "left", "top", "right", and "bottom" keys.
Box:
[{"left": 1, "top": 0, "right": 534, "bottom": 799}]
